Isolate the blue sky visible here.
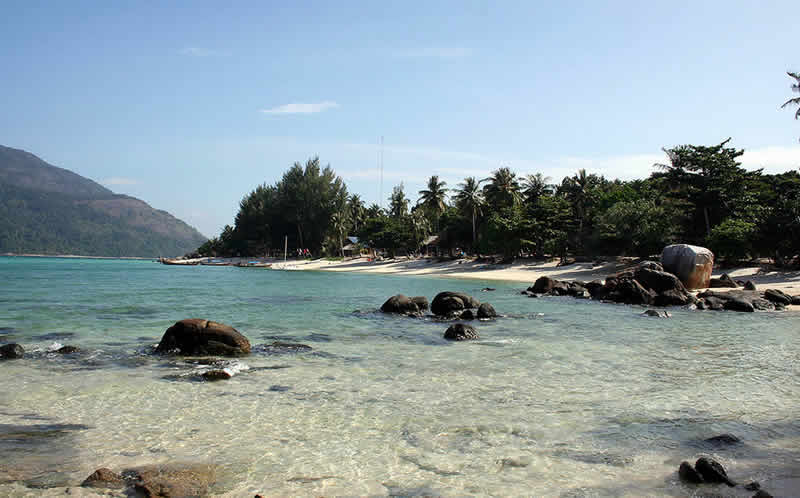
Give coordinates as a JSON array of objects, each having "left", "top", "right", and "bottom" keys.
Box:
[{"left": 1, "top": 1, "right": 798, "bottom": 237}]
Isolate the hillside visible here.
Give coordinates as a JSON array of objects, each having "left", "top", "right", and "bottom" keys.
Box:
[{"left": 0, "top": 145, "right": 208, "bottom": 257}]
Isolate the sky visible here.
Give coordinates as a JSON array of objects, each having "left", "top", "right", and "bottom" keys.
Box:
[{"left": 1, "top": 1, "right": 798, "bottom": 238}]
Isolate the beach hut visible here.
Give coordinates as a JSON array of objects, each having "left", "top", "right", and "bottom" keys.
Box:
[
  {"left": 342, "top": 236, "right": 361, "bottom": 258},
  {"left": 422, "top": 235, "right": 441, "bottom": 257}
]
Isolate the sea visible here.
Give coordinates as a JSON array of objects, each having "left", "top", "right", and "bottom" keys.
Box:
[{"left": 0, "top": 256, "right": 798, "bottom": 497}]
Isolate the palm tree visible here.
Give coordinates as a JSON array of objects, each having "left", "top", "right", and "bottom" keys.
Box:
[
  {"left": 782, "top": 71, "right": 800, "bottom": 141},
  {"left": 331, "top": 211, "right": 347, "bottom": 258},
  {"left": 410, "top": 209, "right": 431, "bottom": 250},
  {"left": 483, "top": 167, "right": 522, "bottom": 211},
  {"left": 388, "top": 183, "right": 409, "bottom": 218},
  {"left": 454, "top": 176, "right": 485, "bottom": 247},
  {"left": 417, "top": 176, "right": 448, "bottom": 231},
  {"left": 348, "top": 194, "right": 366, "bottom": 232},
  {"left": 561, "top": 168, "right": 594, "bottom": 237},
  {"left": 522, "top": 173, "right": 552, "bottom": 204}
]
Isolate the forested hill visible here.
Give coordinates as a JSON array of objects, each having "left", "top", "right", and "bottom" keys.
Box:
[{"left": 0, "top": 145, "right": 208, "bottom": 257}]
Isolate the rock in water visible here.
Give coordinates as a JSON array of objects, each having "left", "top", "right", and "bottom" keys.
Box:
[
  {"left": 704, "top": 433, "right": 741, "bottom": 446},
  {"left": 411, "top": 296, "right": 429, "bottom": 311},
  {"left": 82, "top": 468, "right": 125, "bottom": 489},
  {"left": 431, "top": 291, "right": 480, "bottom": 316},
  {"left": 678, "top": 461, "right": 704, "bottom": 483},
  {"left": 380, "top": 294, "right": 421, "bottom": 315},
  {"left": 695, "top": 457, "right": 736, "bottom": 486},
  {"left": 443, "top": 323, "right": 479, "bottom": 341},
  {"left": 202, "top": 369, "right": 233, "bottom": 381},
  {"left": 55, "top": 345, "right": 80, "bottom": 354},
  {"left": 477, "top": 303, "right": 497, "bottom": 319},
  {"left": 156, "top": 319, "right": 251, "bottom": 356},
  {"left": 763, "top": 289, "right": 792, "bottom": 306},
  {"left": 641, "top": 310, "right": 670, "bottom": 318},
  {"left": 661, "top": 244, "right": 714, "bottom": 290},
  {"left": 0, "top": 343, "right": 24, "bottom": 359}
]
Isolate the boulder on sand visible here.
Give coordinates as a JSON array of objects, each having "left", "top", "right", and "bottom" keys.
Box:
[
  {"left": 156, "top": 319, "right": 251, "bottom": 356},
  {"left": 709, "top": 273, "right": 738, "bottom": 288},
  {"left": 661, "top": 244, "right": 714, "bottom": 290}
]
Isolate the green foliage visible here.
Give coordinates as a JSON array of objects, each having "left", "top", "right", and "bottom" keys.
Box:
[
  {"left": 595, "top": 199, "right": 674, "bottom": 257},
  {"left": 707, "top": 218, "right": 756, "bottom": 261}
]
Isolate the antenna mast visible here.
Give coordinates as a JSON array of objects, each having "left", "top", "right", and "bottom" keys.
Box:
[{"left": 379, "top": 136, "right": 384, "bottom": 209}]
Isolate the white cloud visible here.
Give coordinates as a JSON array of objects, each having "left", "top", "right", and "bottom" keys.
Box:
[
  {"left": 179, "top": 47, "right": 230, "bottom": 57},
  {"left": 261, "top": 101, "right": 340, "bottom": 115},
  {"left": 101, "top": 177, "right": 140, "bottom": 186},
  {"left": 741, "top": 145, "right": 800, "bottom": 173},
  {"left": 393, "top": 47, "right": 472, "bottom": 58}
]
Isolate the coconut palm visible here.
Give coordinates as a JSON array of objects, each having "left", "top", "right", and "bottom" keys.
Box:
[
  {"left": 417, "top": 175, "right": 448, "bottom": 231},
  {"left": 483, "top": 167, "right": 522, "bottom": 211},
  {"left": 782, "top": 71, "right": 800, "bottom": 141},
  {"left": 348, "top": 194, "right": 366, "bottom": 232},
  {"left": 561, "top": 168, "right": 595, "bottom": 237},
  {"left": 388, "top": 183, "right": 409, "bottom": 218},
  {"left": 331, "top": 211, "right": 347, "bottom": 258},
  {"left": 522, "top": 173, "right": 552, "bottom": 204},
  {"left": 454, "top": 176, "right": 485, "bottom": 247}
]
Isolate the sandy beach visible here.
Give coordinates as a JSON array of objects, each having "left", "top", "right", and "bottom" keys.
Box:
[{"left": 271, "top": 255, "right": 800, "bottom": 305}]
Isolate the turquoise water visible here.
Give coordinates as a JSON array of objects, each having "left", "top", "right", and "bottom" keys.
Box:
[{"left": 0, "top": 256, "right": 799, "bottom": 497}]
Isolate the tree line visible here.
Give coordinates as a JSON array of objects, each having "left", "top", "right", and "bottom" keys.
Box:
[{"left": 196, "top": 139, "right": 800, "bottom": 265}]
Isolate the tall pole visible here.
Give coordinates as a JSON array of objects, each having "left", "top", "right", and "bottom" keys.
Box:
[
  {"left": 379, "top": 135, "right": 384, "bottom": 209},
  {"left": 284, "top": 235, "right": 287, "bottom": 262}
]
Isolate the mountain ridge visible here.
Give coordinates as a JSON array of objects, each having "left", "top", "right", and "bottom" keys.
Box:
[{"left": 0, "top": 145, "right": 207, "bottom": 257}]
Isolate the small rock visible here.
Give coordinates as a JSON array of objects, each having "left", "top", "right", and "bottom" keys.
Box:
[
  {"left": 56, "top": 345, "right": 80, "bottom": 354},
  {"left": 752, "top": 490, "right": 773, "bottom": 498},
  {"left": 678, "top": 461, "right": 704, "bottom": 483},
  {"left": 443, "top": 323, "right": 479, "bottom": 341},
  {"left": 459, "top": 309, "right": 475, "bottom": 320},
  {"left": 744, "top": 481, "right": 761, "bottom": 491},
  {"left": 695, "top": 457, "right": 736, "bottom": 487},
  {"left": 723, "top": 298, "right": 755, "bottom": 312},
  {"left": 477, "top": 303, "right": 497, "bottom": 319},
  {"left": 744, "top": 281, "right": 757, "bottom": 291},
  {"left": 82, "top": 468, "right": 125, "bottom": 489},
  {"left": 202, "top": 369, "right": 233, "bottom": 381},
  {"left": 710, "top": 273, "right": 738, "bottom": 288},
  {"left": 704, "top": 434, "right": 741, "bottom": 446},
  {"left": 642, "top": 310, "right": 671, "bottom": 318},
  {"left": 411, "top": 296, "right": 429, "bottom": 311},
  {"left": 481, "top": 287, "right": 496, "bottom": 292},
  {"left": 527, "top": 293, "right": 539, "bottom": 298},
  {"left": 0, "top": 343, "right": 24, "bottom": 359},
  {"left": 380, "top": 294, "right": 421, "bottom": 315}
]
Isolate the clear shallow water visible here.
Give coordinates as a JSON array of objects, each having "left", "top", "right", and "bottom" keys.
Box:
[{"left": 0, "top": 256, "right": 799, "bottom": 497}]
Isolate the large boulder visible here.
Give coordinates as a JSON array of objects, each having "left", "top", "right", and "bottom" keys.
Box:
[
  {"left": 609, "top": 279, "right": 655, "bottom": 305},
  {"left": 0, "top": 343, "right": 24, "bottom": 359},
  {"left": 380, "top": 294, "right": 421, "bottom": 315},
  {"left": 634, "top": 267, "right": 687, "bottom": 294},
  {"left": 443, "top": 323, "right": 479, "bottom": 341},
  {"left": 661, "top": 244, "right": 714, "bottom": 289},
  {"left": 155, "top": 319, "right": 251, "bottom": 356},
  {"left": 411, "top": 296, "right": 429, "bottom": 311},
  {"left": 763, "top": 289, "right": 792, "bottom": 306},
  {"left": 431, "top": 291, "right": 480, "bottom": 316}
]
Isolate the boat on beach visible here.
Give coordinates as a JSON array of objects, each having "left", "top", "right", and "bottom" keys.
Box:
[{"left": 159, "top": 258, "right": 200, "bottom": 266}]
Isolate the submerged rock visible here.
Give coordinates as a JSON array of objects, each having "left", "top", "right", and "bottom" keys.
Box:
[
  {"left": 202, "top": 369, "right": 233, "bottom": 381},
  {"left": 82, "top": 468, "right": 125, "bottom": 489},
  {"left": 704, "top": 433, "right": 742, "bottom": 446},
  {"left": 443, "top": 323, "right": 479, "bottom": 341},
  {"left": 156, "top": 319, "right": 251, "bottom": 356},
  {"left": 641, "top": 310, "right": 671, "bottom": 318},
  {"left": 0, "top": 343, "right": 24, "bottom": 359},
  {"left": 55, "top": 345, "right": 80, "bottom": 354},
  {"left": 123, "top": 463, "right": 217, "bottom": 497}
]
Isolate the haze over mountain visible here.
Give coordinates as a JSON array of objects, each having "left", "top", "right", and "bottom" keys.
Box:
[{"left": 0, "top": 145, "right": 207, "bottom": 257}]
